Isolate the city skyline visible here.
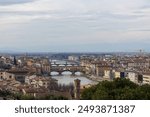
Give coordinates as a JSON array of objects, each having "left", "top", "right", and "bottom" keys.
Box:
[{"left": 0, "top": 0, "right": 150, "bottom": 52}]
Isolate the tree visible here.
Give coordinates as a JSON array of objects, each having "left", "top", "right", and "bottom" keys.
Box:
[{"left": 81, "top": 78, "right": 150, "bottom": 100}]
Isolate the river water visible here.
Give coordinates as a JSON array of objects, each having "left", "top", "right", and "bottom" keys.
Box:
[{"left": 50, "top": 60, "right": 96, "bottom": 86}]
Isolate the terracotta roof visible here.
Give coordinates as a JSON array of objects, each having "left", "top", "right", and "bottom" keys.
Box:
[{"left": 6, "top": 70, "right": 28, "bottom": 74}]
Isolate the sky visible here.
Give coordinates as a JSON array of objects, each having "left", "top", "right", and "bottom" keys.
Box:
[{"left": 0, "top": 0, "right": 150, "bottom": 52}]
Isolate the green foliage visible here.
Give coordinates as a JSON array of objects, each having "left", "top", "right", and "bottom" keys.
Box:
[
  {"left": 40, "top": 95, "right": 68, "bottom": 100},
  {"left": 0, "top": 90, "right": 12, "bottom": 97},
  {"left": 81, "top": 85, "right": 96, "bottom": 100},
  {"left": 13, "top": 93, "right": 68, "bottom": 100},
  {"left": 81, "top": 78, "right": 150, "bottom": 100},
  {"left": 13, "top": 93, "right": 35, "bottom": 100},
  {"left": 1, "top": 92, "right": 68, "bottom": 100}
]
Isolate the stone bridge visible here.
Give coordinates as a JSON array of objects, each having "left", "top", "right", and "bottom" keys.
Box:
[
  {"left": 51, "top": 66, "right": 85, "bottom": 75},
  {"left": 51, "top": 62, "right": 79, "bottom": 67}
]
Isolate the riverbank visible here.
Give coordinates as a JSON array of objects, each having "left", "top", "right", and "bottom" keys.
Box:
[{"left": 84, "top": 74, "right": 112, "bottom": 83}]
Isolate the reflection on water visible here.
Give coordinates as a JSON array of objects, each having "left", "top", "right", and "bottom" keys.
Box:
[
  {"left": 51, "top": 72, "right": 96, "bottom": 85},
  {"left": 50, "top": 60, "right": 96, "bottom": 85}
]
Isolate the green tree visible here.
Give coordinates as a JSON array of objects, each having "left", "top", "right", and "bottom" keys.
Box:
[{"left": 81, "top": 78, "right": 150, "bottom": 100}]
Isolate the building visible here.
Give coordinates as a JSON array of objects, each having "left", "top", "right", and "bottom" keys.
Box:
[
  {"left": 25, "top": 75, "right": 58, "bottom": 89},
  {"left": 127, "top": 58, "right": 149, "bottom": 68},
  {"left": 142, "top": 73, "right": 150, "bottom": 84},
  {"left": 68, "top": 56, "right": 79, "bottom": 61},
  {"left": 3, "top": 69, "right": 29, "bottom": 83},
  {"left": 74, "top": 79, "right": 81, "bottom": 99},
  {"left": 126, "top": 70, "right": 138, "bottom": 83},
  {"left": 104, "top": 69, "right": 114, "bottom": 80}
]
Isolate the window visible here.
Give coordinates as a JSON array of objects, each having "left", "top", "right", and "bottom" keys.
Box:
[{"left": 9, "top": 75, "right": 12, "bottom": 78}]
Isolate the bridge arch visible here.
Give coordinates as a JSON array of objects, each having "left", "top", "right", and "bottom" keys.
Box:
[
  {"left": 50, "top": 65, "right": 85, "bottom": 76},
  {"left": 50, "top": 71, "right": 60, "bottom": 75},
  {"left": 74, "top": 71, "right": 83, "bottom": 75},
  {"left": 61, "top": 71, "right": 72, "bottom": 75}
]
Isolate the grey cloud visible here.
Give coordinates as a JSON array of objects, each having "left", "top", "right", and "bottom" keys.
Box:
[
  {"left": 128, "top": 29, "right": 150, "bottom": 32},
  {"left": 0, "top": 0, "right": 150, "bottom": 52},
  {"left": 0, "top": 0, "right": 34, "bottom": 5}
]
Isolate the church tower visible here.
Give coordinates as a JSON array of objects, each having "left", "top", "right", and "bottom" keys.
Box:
[
  {"left": 74, "top": 79, "right": 81, "bottom": 99},
  {"left": 14, "top": 56, "right": 17, "bottom": 66}
]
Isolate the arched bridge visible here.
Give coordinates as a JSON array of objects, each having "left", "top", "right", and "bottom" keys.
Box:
[
  {"left": 51, "top": 62, "right": 79, "bottom": 67},
  {"left": 51, "top": 66, "right": 85, "bottom": 75}
]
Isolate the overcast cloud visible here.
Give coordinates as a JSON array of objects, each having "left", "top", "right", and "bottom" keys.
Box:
[{"left": 0, "top": 0, "right": 150, "bottom": 52}]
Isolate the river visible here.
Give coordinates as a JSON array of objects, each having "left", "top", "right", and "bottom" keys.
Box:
[{"left": 50, "top": 60, "right": 96, "bottom": 86}]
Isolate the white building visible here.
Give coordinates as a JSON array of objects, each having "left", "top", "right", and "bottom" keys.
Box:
[
  {"left": 126, "top": 71, "right": 138, "bottom": 83},
  {"left": 68, "top": 56, "right": 79, "bottom": 61},
  {"left": 142, "top": 73, "right": 150, "bottom": 84}
]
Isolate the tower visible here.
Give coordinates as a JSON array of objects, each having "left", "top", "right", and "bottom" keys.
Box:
[
  {"left": 74, "top": 79, "right": 81, "bottom": 99},
  {"left": 14, "top": 56, "right": 17, "bottom": 66}
]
